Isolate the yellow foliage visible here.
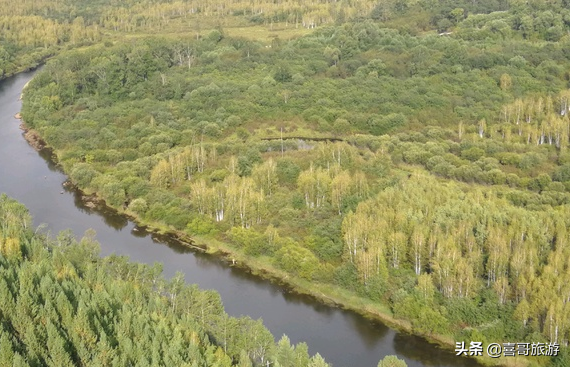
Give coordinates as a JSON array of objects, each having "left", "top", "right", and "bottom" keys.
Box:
[
  {"left": 189, "top": 331, "right": 200, "bottom": 346},
  {"left": 0, "top": 237, "right": 22, "bottom": 260},
  {"left": 150, "top": 159, "right": 171, "bottom": 188},
  {"left": 56, "top": 263, "right": 78, "bottom": 280}
]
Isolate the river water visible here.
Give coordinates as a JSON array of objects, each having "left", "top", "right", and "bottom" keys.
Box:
[{"left": 0, "top": 70, "right": 482, "bottom": 367}]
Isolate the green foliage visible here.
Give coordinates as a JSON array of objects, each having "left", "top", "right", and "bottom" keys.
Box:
[
  {"left": 274, "top": 65, "right": 293, "bottom": 83},
  {"left": 276, "top": 159, "right": 301, "bottom": 187},
  {"left": 276, "top": 244, "right": 321, "bottom": 280},
  {"left": 14, "top": 0, "right": 570, "bottom": 361},
  {"left": 554, "top": 164, "right": 570, "bottom": 182},
  {"left": 187, "top": 216, "right": 219, "bottom": 235},
  {"left": 461, "top": 147, "right": 485, "bottom": 161},
  {"left": 237, "top": 149, "right": 262, "bottom": 177},
  {"left": 0, "top": 195, "right": 330, "bottom": 367},
  {"left": 377, "top": 355, "right": 408, "bottom": 367},
  {"left": 229, "top": 227, "right": 275, "bottom": 256}
]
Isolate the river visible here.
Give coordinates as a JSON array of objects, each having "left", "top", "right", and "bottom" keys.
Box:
[{"left": 0, "top": 70, "right": 482, "bottom": 367}]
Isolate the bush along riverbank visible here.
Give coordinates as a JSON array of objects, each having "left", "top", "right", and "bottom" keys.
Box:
[{"left": 20, "top": 24, "right": 570, "bottom": 366}]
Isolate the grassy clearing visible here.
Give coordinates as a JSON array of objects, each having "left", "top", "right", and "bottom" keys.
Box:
[
  {"left": 224, "top": 25, "right": 313, "bottom": 43},
  {"left": 111, "top": 18, "right": 313, "bottom": 45}
]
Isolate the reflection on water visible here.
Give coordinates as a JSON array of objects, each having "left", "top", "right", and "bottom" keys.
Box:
[
  {"left": 0, "top": 70, "right": 484, "bottom": 367},
  {"left": 151, "top": 233, "right": 194, "bottom": 255},
  {"left": 350, "top": 316, "right": 390, "bottom": 349},
  {"left": 38, "top": 147, "right": 59, "bottom": 172},
  {"left": 131, "top": 226, "right": 149, "bottom": 238}
]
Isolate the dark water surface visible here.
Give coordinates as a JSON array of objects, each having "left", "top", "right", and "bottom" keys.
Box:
[{"left": 0, "top": 71, "right": 482, "bottom": 367}]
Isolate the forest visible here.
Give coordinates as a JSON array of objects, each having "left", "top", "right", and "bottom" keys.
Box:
[
  {"left": 0, "top": 193, "right": 347, "bottom": 367},
  {"left": 2, "top": 0, "right": 569, "bottom": 77},
  {"left": 8, "top": 0, "right": 570, "bottom": 365}
]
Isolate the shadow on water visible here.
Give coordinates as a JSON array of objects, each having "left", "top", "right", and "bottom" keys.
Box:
[
  {"left": 227, "top": 266, "right": 284, "bottom": 298},
  {"left": 38, "top": 147, "right": 60, "bottom": 173},
  {"left": 131, "top": 225, "right": 149, "bottom": 238},
  {"left": 65, "top": 184, "right": 129, "bottom": 231},
  {"left": 149, "top": 232, "right": 194, "bottom": 255},
  {"left": 348, "top": 315, "right": 390, "bottom": 349}
]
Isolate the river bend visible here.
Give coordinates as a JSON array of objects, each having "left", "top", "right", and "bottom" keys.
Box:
[{"left": 0, "top": 70, "right": 481, "bottom": 367}]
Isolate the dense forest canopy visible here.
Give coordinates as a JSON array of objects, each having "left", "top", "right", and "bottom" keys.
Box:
[
  {"left": 2, "top": 0, "right": 570, "bottom": 76},
  {"left": 0, "top": 194, "right": 335, "bottom": 367},
  {"left": 9, "top": 0, "right": 570, "bottom": 365}
]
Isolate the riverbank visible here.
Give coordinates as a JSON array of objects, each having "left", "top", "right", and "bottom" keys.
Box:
[
  {"left": 18, "top": 123, "right": 46, "bottom": 151},
  {"left": 175, "top": 235, "right": 529, "bottom": 367},
  {"left": 15, "top": 113, "right": 46, "bottom": 151},
  {"left": 21, "top": 110, "right": 539, "bottom": 366},
  {"left": 15, "top": 121, "right": 524, "bottom": 367},
  {"left": 0, "top": 60, "right": 47, "bottom": 85}
]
